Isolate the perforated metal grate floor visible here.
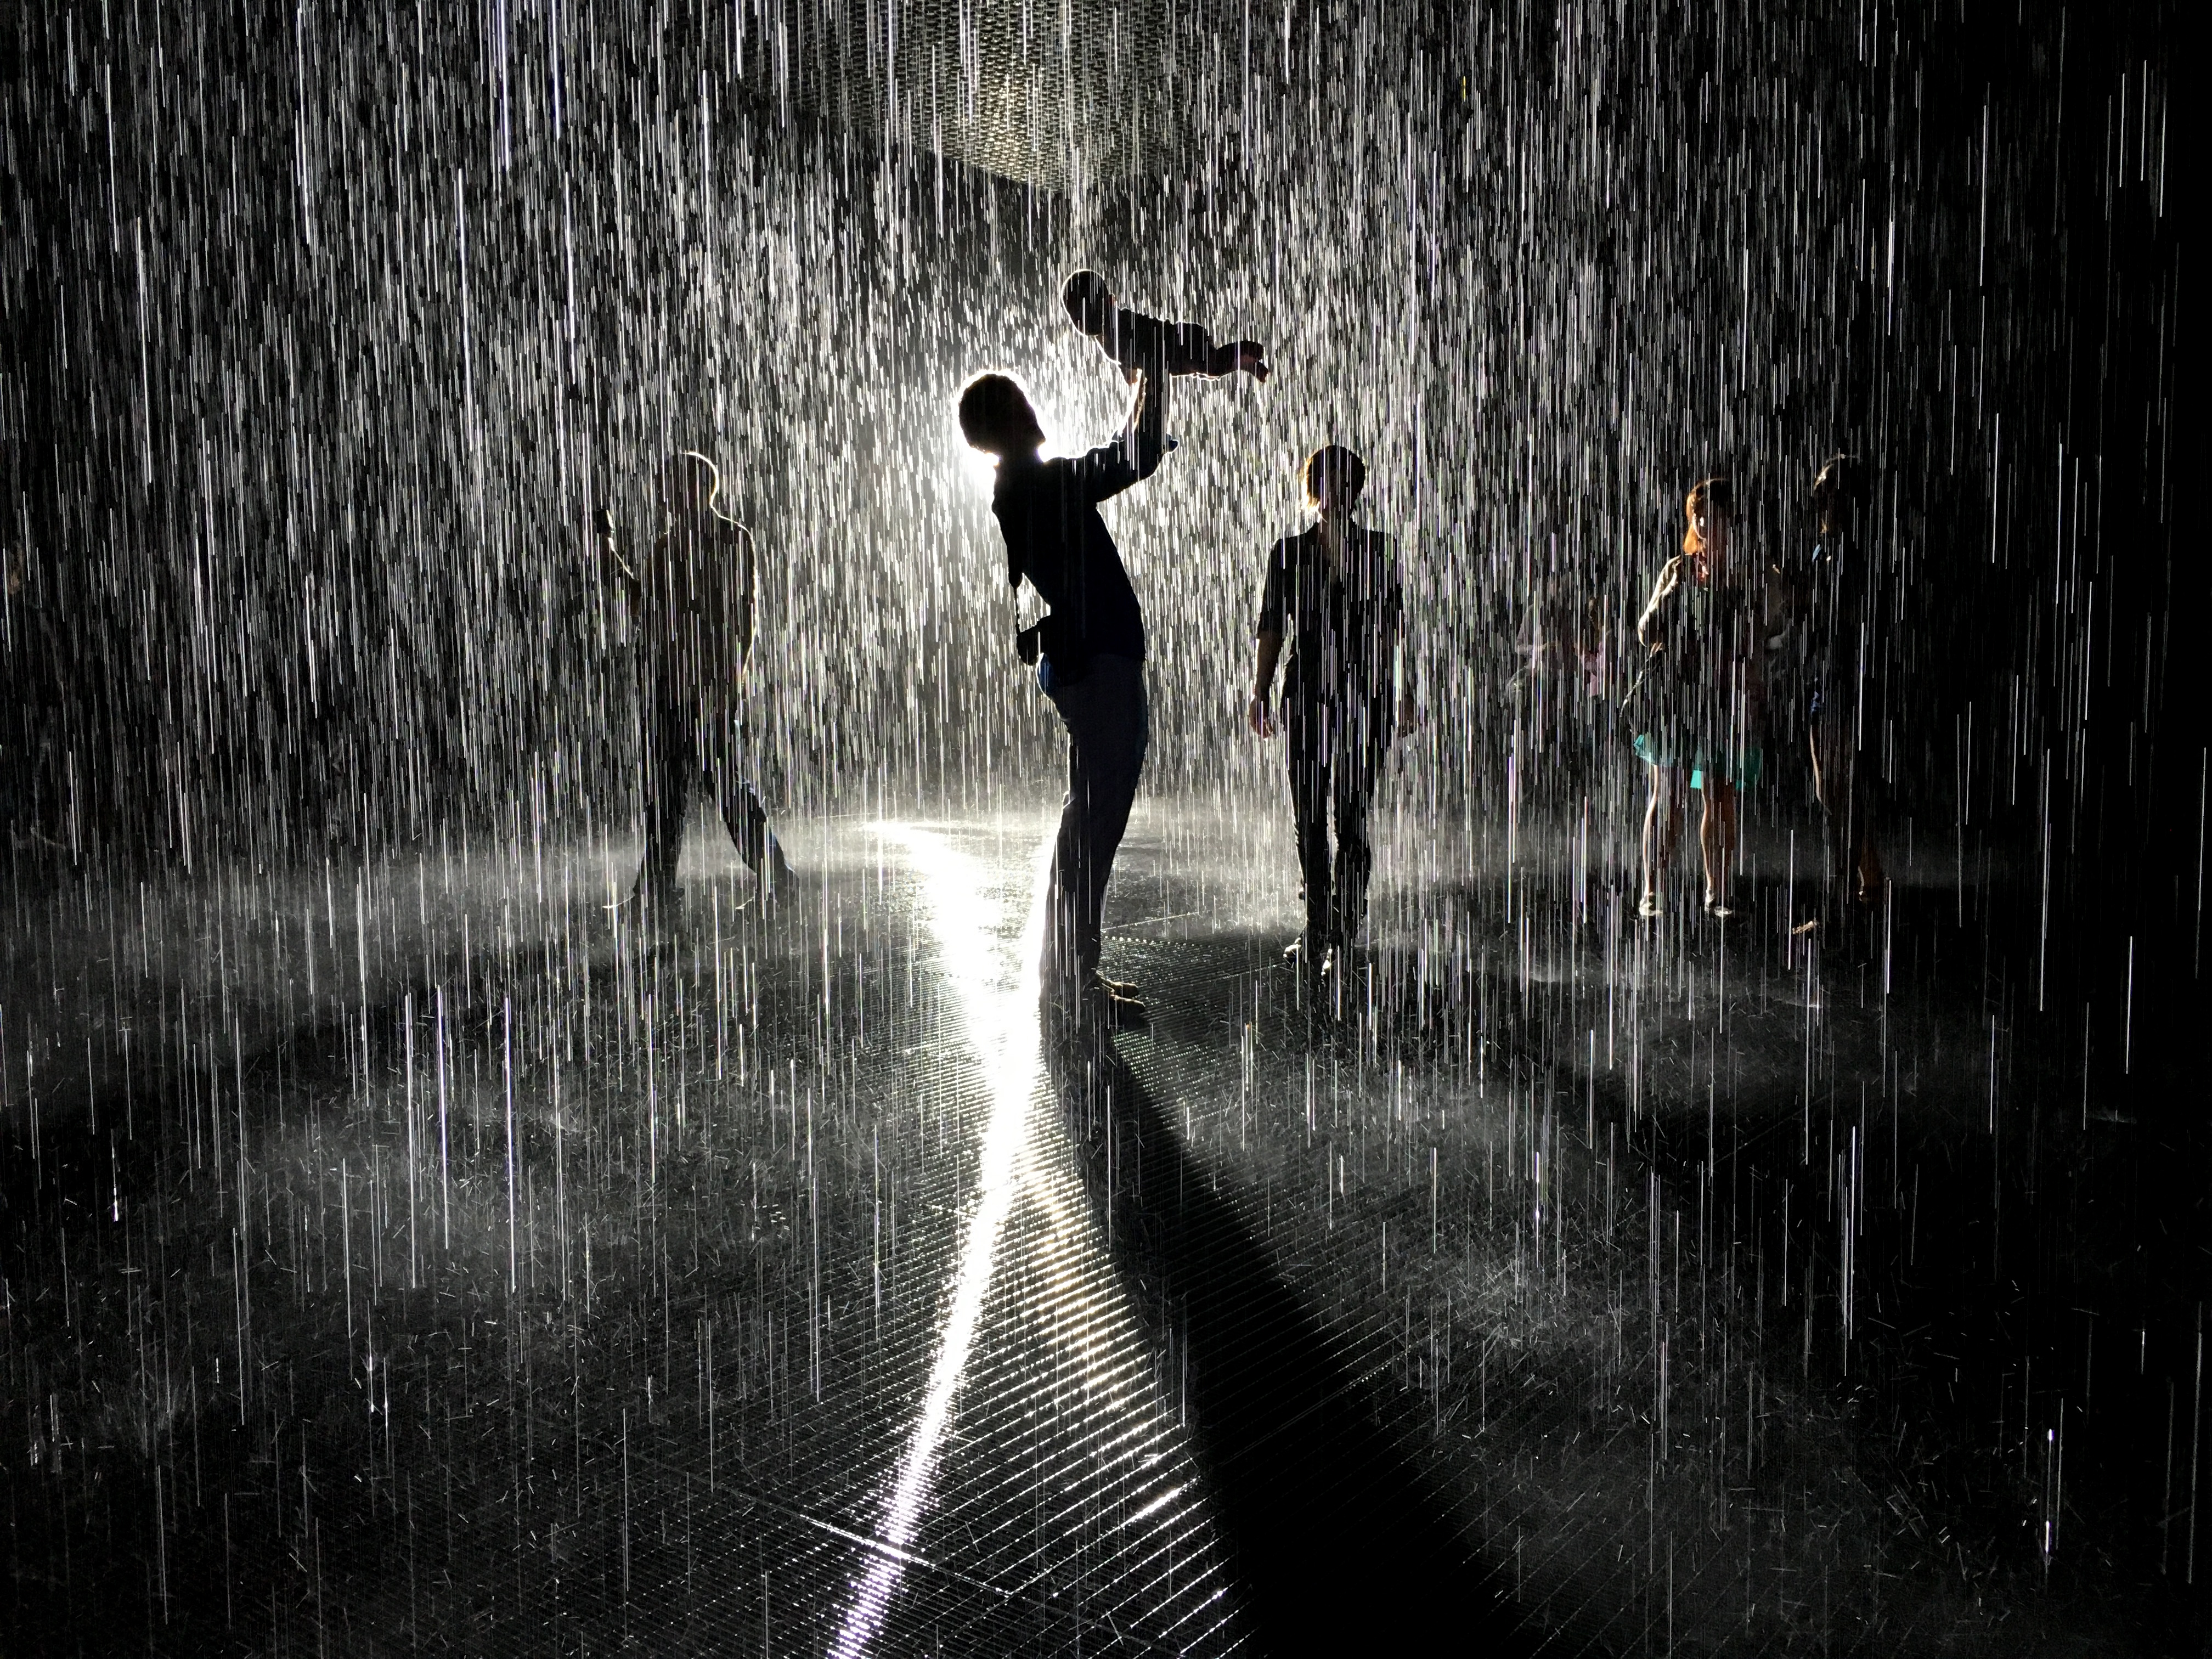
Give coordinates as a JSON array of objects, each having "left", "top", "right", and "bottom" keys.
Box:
[{"left": 3, "top": 805, "right": 2166, "bottom": 1654}]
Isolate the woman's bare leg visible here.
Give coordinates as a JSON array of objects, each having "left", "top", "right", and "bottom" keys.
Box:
[
  {"left": 1640, "top": 766, "right": 1685, "bottom": 909},
  {"left": 1808, "top": 723, "right": 1844, "bottom": 892},
  {"left": 1852, "top": 753, "right": 1887, "bottom": 902},
  {"left": 1700, "top": 781, "right": 1739, "bottom": 910},
  {"left": 1856, "top": 828, "right": 1886, "bottom": 903},
  {"left": 1812, "top": 719, "right": 1888, "bottom": 904}
]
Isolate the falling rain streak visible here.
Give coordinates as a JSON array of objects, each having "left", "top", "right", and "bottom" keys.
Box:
[{"left": 0, "top": 1, "right": 2193, "bottom": 1655}]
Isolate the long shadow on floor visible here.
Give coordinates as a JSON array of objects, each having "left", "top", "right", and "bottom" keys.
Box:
[
  {"left": 1365, "top": 872, "right": 2205, "bottom": 1653},
  {"left": 1042, "top": 1022, "right": 1559, "bottom": 1658}
]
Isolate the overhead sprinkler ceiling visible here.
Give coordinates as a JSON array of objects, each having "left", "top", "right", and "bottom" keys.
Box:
[{"left": 774, "top": 0, "right": 1188, "bottom": 193}]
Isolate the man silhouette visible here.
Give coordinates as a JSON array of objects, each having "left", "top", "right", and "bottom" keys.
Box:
[{"left": 957, "top": 368, "right": 1171, "bottom": 1031}]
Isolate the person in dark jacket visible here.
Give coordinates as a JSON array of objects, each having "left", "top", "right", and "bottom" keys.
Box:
[
  {"left": 958, "top": 365, "right": 1171, "bottom": 1031},
  {"left": 1246, "top": 445, "right": 1414, "bottom": 984},
  {"left": 1799, "top": 453, "right": 1886, "bottom": 922}
]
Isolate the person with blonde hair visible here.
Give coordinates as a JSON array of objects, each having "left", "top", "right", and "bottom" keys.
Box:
[{"left": 1630, "top": 476, "right": 1765, "bottom": 919}]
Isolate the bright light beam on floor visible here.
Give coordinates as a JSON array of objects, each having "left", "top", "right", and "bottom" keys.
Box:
[{"left": 830, "top": 823, "right": 1052, "bottom": 1657}]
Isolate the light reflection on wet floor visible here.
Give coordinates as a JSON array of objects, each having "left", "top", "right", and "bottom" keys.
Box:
[
  {"left": 2, "top": 814, "right": 1243, "bottom": 1654},
  {"left": 0, "top": 798, "right": 2156, "bottom": 1653}
]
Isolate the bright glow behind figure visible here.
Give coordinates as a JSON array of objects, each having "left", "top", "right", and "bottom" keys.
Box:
[
  {"left": 956, "top": 379, "right": 1071, "bottom": 487},
  {"left": 830, "top": 825, "right": 1052, "bottom": 1656}
]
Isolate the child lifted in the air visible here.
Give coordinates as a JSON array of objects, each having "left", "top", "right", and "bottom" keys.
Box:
[{"left": 1062, "top": 269, "right": 1271, "bottom": 383}]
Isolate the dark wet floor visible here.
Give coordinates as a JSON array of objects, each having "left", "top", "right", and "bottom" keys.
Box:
[{"left": 1, "top": 799, "right": 2198, "bottom": 1655}]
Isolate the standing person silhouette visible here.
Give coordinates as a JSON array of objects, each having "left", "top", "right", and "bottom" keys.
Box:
[
  {"left": 1799, "top": 453, "right": 1886, "bottom": 926},
  {"left": 1246, "top": 446, "right": 1416, "bottom": 988},
  {"left": 958, "top": 366, "right": 1171, "bottom": 1032},
  {"left": 1631, "top": 477, "right": 1767, "bottom": 919},
  {"left": 594, "top": 450, "right": 792, "bottom": 921}
]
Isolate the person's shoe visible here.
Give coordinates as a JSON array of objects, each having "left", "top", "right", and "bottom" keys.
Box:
[
  {"left": 1040, "top": 974, "right": 1149, "bottom": 1036},
  {"left": 1327, "top": 937, "right": 1370, "bottom": 976},
  {"left": 1703, "top": 893, "right": 1734, "bottom": 920},
  {"left": 1090, "top": 978, "right": 1150, "bottom": 1031},
  {"left": 1283, "top": 933, "right": 1333, "bottom": 996},
  {"left": 1637, "top": 892, "right": 1664, "bottom": 920}
]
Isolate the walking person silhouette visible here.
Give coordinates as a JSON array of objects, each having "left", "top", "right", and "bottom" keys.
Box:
[
  {"left": 1797, "top": 453, "right": 1887, "bottom": 930},
  {"left": 1629, "top": 476, "right": 1768, "bottom": 920},
  {"left": 1246, "top": 445, "right": 1417, "bottom": 992},
  {"left": 594, "top": 450, "right": 793, "bottom": 923}
]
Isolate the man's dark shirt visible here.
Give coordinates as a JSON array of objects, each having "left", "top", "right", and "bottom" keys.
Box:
[
  {"left": 644, "top": 517, "right": 755, "bottom": 686},
  {"left": 599, "top": 512, "right": 755, "bottom": 692},
  {"left": 1800, "top": 531, "right": 1882, "bottom": 722},
  {"left": 991, "top": 398, "right": 1169, "bottom": 663},
  {"left": 1257, "top": 523, "right": 1404, "bottom": 704}
]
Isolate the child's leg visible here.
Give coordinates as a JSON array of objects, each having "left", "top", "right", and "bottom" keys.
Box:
[
  {"left": 636, "top": 684, "right": 695, "bottom": 902},
  {"left": 1331, "top": 757, "right": 1378, "bottom": 947},
  {"left": 1809, "top": 715, "right": 1855, "bottom": 896},
  {"left": 1289, "top": 709, "right": 1334, "bottom": 949}
]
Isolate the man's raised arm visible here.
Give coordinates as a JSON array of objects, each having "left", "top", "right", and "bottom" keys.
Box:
[
  {"left": 1127, "top": 368, "right": 1169, "bottom": 478},
  {"left": 1082, "top": 370, "right": 1173, "bottom": 504}
]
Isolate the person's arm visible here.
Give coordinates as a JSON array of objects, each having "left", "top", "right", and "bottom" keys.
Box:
[
  {"left": 586, "top": 506, "right": 640, "bottom": 651},
  {"left": 1080, "top": 370, "right": 1172, "bottom": 503},
  {"left": 1249, "top": 539, "right": 1288, "bottom": 736},
  {"left": 1249, "top": 630, "right": 1284, "bottom": 737},
  {"left": 1636, "top": 557, "right": 1683, "bottom": 652},
  {"left": 732, "top": 521, "right": 759, "bottom": 676},
  {"left": 592, "top": 505, "right": 640, "bottom": 594},
  {"left": 1388, "top": 541, "right": 1418, "bottom": 731},
  {"left": 1122, "top": 366, "right": 1169, "bottom": 478},
  {"left": 1142, "top": 363, "right": 1168, "bottom": 448}
]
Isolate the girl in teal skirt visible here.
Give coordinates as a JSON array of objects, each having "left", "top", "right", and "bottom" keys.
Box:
[{"left": 1632, "top": 477, "right": 1766, "bottom": 919}]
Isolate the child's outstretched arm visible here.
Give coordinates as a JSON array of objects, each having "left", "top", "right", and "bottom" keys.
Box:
[
  {"left": 1205, "top": 338, "right": 1272, "bottom": 380},
  {"left": 1128, "top": 368, "right": 1169, "bottom": 470}
]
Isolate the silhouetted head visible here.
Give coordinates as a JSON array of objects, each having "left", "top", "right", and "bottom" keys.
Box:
[
  {"left": 661, "top": 450, "right": 720, "bottom": 516},
  {"left": 1060, "top": 269, "right": 1114, "bottom": 336},
  {"left": 1810, "top": 453, "right": 1863, "bottom": 539},
  {"left": 1301, "top": 445, "right": 1367, "bottom": 515},
  {"left": 1683, "top": 476, "right": 1734, "bottom": 567},
  {"left": 957, "top": 372, "right": 1047, "bottom": 460}
]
